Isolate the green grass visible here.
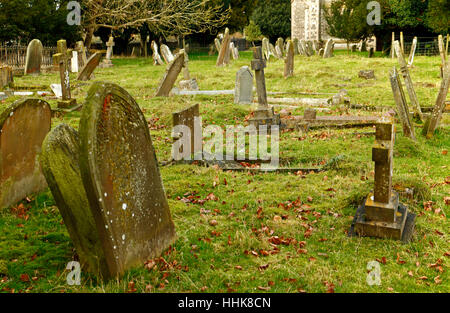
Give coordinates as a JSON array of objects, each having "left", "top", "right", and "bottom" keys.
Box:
[{"left": 0, "top": 50, "right": 449, "bottom": 293}]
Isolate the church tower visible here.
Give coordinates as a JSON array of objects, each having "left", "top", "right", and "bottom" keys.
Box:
[{"left": 291, "top": 0, "right": 332, "bottom": 41}]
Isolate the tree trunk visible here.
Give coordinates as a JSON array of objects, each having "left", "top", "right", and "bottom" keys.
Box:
[
  {"left": 85, "top": 26, "right": 95, "bottom": 50},
  {"left": 347, "top": 40, "right": 350, "bottom": 54}
]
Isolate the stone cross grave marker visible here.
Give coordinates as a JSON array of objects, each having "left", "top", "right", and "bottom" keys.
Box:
[
  {"left": 79, "top": 82, "right": 177, "bottom": 278},
  {"left": 0, "top": 98, "right": 51, "bottom": 209},
  {"left": 172, "top": 104, "right": 202, "bottom": 160},
  {"left": 53, "top": 40, "right": 76, "bottom": 108},
  {"left": 323, "top": 39, "right": 334, "bottom": 58},
  {"left": 248, "top": 46, "right": 280, "bottom": 128},
  {"left": 77, "top": 52, "right": 102, "bottom": 81},
  {"left": 160, "top": 44, "right": 174, "bottom": 64},
  {"left": 407, "top": 37, "right": 417, "bottom": 67},
  {"left": 40, "top": 124, "right": 108, "bottom": 278},
  {"left": 394, "top": 40, "right": 423, "bottom": 121},
  {"left": 100, "top": 37, "right": 115, "bottom": 68},
  {"left": 216, "top": 28, "right": 231, "bottom": 67},
  {"left": 284, "top": 40, "right": 294, "bottom": 78},
  {"left": 353, "top": 117, "right": 415, "bottom": 242},
  {"left": 151, "top": 41, "right": 164, "bottom": 66},
  {"left": 389, "top": 67, "right": 416, "bottom": 140},
  {"left": 24, "top": 39, "right": 43, "bottom": 75},
  {"left": 423, "top": 60, "right": 450, "bottom": 138},
  {"left": 155, "top": 49, "right": 186, "bottom": 97},
  {"left": 234, "top": 66, "right": 254, "bottom": 104}
]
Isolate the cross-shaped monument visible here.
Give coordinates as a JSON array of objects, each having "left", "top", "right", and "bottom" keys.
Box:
[
  {"left": 53, "top": 39, "right": 76, "bottom": 109},
  {"left": 248, "top": 46, "right": 280, "bottom": 128},
  {"left": 100, "top": 36, "right": 115, "bottom": 68}
]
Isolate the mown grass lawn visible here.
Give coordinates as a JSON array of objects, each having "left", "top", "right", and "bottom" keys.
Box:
[{"left": 0, "top": 49, "right": 448, "bottom": 293}]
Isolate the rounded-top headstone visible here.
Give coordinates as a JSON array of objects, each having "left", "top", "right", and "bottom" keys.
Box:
[
  {"left": 24, "top": 39, "right": 44, "bottom": 75},
  {"left": 79, "top": 82, "right": 176, "bottom": 278},
  {"left": 0, "top": 98, "right": 51, "bottom": 209}
]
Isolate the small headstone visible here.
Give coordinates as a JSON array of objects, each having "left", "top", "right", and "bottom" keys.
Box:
[
  {"left": 234, "top": 66, "right": 254, "bottom": 104},
  {"left": 40, "top": 124, "right": 108, "bottom": 278},
  {"left": 0, "top": 66, "right": 13, "bottom": 89},
  {"left": 179, "top": 78, "right": 199, "bottom": 91},
  {"left": 172, "top": 104, "right": 201, "bottom": 160},
  {"left": 351, "top": 45, "right": 357, "bottom": 52},
  {"left": 24, "top": 39, "right": 43, "bottom": 75},
  {"left": 155, "top": 49, "right": 186, "bottom": 97},
  {"left": 306, "top": 41, "right": 315, "bottom": 56},
  {"left": 293, "top": 38, "right": 299, "bottom": 55},
  {"left": 71, "top": 51, "right": 79, "bottom": 73},
  {"left": 262, "top": 38, "right": 271, "bottom": 61},
  {"left": 368, "top": 47, "right": 374, "bottom": 58},
  {"left": 284, "top": 40, "right": 294, "bottom": 78},
  {"left": 303, "top": 108, "right": 317, "bottom": 120},
  {"left": 50, "top": 83, "right": 62, "bottom": 98},
  {"left": 299, "top": 40, "right": 309, "bottom": 56},
  {"left": 358, "top": 70, "right": 375, "bottom": 80},
  {"left": 160, "top": 44, "right": 175, "bottom": 64},
  {"left": 79, "top": 82, "right": 177, "bottom": 278},
  {"left": 407, "top": 37, "right": 417, "bottom": 67},
  {"left": 276, "top": 38, "right": 284, "bottom": 57},
  {"left": 216, "top": 28, "right": 231, "bottom": 67},
  {"left": 77, "top": 52, "right": 102, "bottom": 81},
  {"left": 275, "top": 45, "right": 283, "bottom": 59},
  {"left": 0, "top": 98, "right": 51, "bottom": 209},
  {"left": 151, "top": 41, "right": 164, "bottom": 66},
  {"left": 323, "top": 39, "right": 334, "bottom": 58},
  {"left": 231, "top": 42, "right": 239, "bottom": 60}
]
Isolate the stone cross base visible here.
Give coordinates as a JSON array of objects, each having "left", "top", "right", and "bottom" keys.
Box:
[
  {"left": 352, "top": 192, "right": 415, "bottom": 242},
  {"left": 248, "top": 107, "right": 280, "bottom": 128},
  {"left": 57, "top": 98, "right": 77, "bottom": 109}
]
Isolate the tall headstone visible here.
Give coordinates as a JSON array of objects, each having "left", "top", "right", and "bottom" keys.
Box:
[
  {"left": 71, "top": 51, "right": 79, "bottom": 73},
  {"left": 389, "top": 67, "right": 416, "bottom": 140},
  {"left": 216, "top": 28, "right": 231, "bottom": 67},
  {"left": 155, "top": 49, "right": 186, "bottom": 97},
  {"left": 0, "top": 99, "right": 51, "bottom": 209},
  {"left": 40, "top": 124, "right": 109, "bottom": 278},
  {"left": 394, "top": 40, "right": 423, "bottom": 121},
  {"left": 24, "top": 39, "right": 43, "bottom": 75},
  {"left": 79, "top": 82, "right": 177, "bottom": 278},
  {"left": 390, "top": 32, "right": 395, "bottom": 59},
  {"left": 234, "top": 66, "right": 254, "bottom": 104},
  {"left": 293, "top": 38, "right": 300, "bottom": 55},
  {"left": 407, "top": 37, "right": 417, "bottom": 67},
  {"left": 151, "top": 41, "right": 164, "bottom": 66},
  {"left": 276, "top": 38, "right": 285, "bottom": 57},
  {"left": 323, "top": 39, "right": 334, "bottom": 58},
  {"left": 77, "top": 52, "right": 102, "bottom": 81},
  {"left": 353, "top": 117, "right": 415, "bottom": 242},
  {"left": 76, "top": 41, "right": 88, "bottom": 68},
  {"left": 53, "top": 40, "right": 76, "bottom": 108},
  {"left": 400, "top": 31, "right": 404, "bottom": 54},
  {"left": 214, "top": 38, "right": 221, "bottom": 53},
  {"left": 172, "top": 104, "right": 201, "bottom": 160},
  {"left": 160, "top": 44, "right": 174, "bottom": 64},
  {"left": 284, "top": 40, "right": 294, "bottom": 78},
  {"left": 438, "top": 35, "right": 446, "bottom": 78},
  {"left": 275, "top": 45, "right": 283, "bottom": 59}
]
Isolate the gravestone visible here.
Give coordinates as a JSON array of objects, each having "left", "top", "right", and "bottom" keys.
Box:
[
  {"left": 53, "top": 40, "right": 76, "bottom": 108},
  {"left": 400, "top": 32, "right": 404, "bottom": 54},
  {"left": 179, "top": 51, "right": 199, "bottom": 91},
  {"left": 24, "top": 39, "right": 43, "bottom": 75},
  {"left": 234, "top": 66, "right": 253, "bottom": 104},
  {"left": 100, "top": 37, "right": 115, "bottom": 68},
  {"left": 269, "top": 43, "right": 278, "bottom": 59},
  {"left": 359, "top": 70, "right": 375, "bottom": 80},
  {"left": 275, "top": 45, "right": 283, "bottom": 59},
  {"left": 77, "top": 52, "right": 102, "bottom": 81},
  {"left": 351, "top": 45, "right": 357, "bottom": 52},
  {"left": 262, "top": 38, "right": 271, "bottom": 61},
  {"left": 231, "top": 42, "right": 239, "bottom": 60},
  {"left": 323, "top": 39, "right": 334, "bottom": 58},
  {"left": 306, "top": 41, "right": 315, "bottom": 56},
  {"left": 389, "top": 67, "right": 416, "bottom": 140},
  {"left": 0, "top": 66, "right": 13, "bottom": 89},
  {"left": 353, "top": 117, "right": 415, "bottom": 242},
  {"left": 151, "top": 41, "right": 164, "bottom": 66},
  {"left": 276, "top": 38, "right": 284, "bottom": 57},
  {"left": 248, "top": 47, "right": 280, "bottom": 128},
  {"left": 216, "top": 28, "right": 231, "bottom": 67},
  {"left": 359, "top": 40, "right": 366, "bottom": 52},
  {"left": 408, "top": 37, "right": 417, "bottom": 67},
  {"left": 390, "top": 32, "right": 395, "bottom": 59},
  {"left": 172, "top": 104, "right": 201, "bottom": 160},
  {"left": 160, "top": 44, "right": 174, "bottom": 64},
  {"left": 368, "top": 47, "right": 374, "bottom": 58},
  {"left": 394, "top": 40, "right": 423, "bottom": 121},
  {"left": 71, "top": 51, "right": 79, "bottom": 73},
  {"left": 79, "top": 82, "right": 177, "bottom": 278},
  {"left": 214, "top": 38, "right": 221, "bottom": 53},
  {"left": 0, "top": 98, "right": 51, "bottom": 209},
  {"left": 423, "top": 60, "right": 450, "bottom": 138},
  {"left": 155, "top": 49, "right": 186, "bottom": 97},
  {"left": 284, "top": 40, "right": 294, "bottom": 78},
  {"left": 293, "top": 38, "right": 299, "bottom": 55},
  {"left": 40, "top": 124, "right": 108, "bottom": 278},
  {"left": 438, "top": 35, "right": 446, "bottom": 78},
  {"left": 76, "top": 41, "right": 88, "bottom": 68}
]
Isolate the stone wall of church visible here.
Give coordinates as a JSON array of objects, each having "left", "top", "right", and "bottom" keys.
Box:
[{"left": 291, "top": 0, "right": 333, "bottom": 41}]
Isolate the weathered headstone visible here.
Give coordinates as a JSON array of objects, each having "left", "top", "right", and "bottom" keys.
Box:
[
  {"left": 77, "top": 52, "right": 102, "bottom": 81},
  {"left": 216, "top": 28, "right": 231, "bottom": 67},
  {"left": 390, "top": 32, "right": 395, "bottom": 59},
  {"left": 275, "top": 45, "right": 283, "bottom": 59},
  {"left": 400, "top": 31, "right": 405, "bottom": 54},
  {"left": 293, "top": 38, "right": 299, "bottom": 55},
  {"left": 53, "top": 40, "right": 76, "bottom": 108},
  {"left": 248, "top": 47, "right": 280, "bottom": 128},
  {"left": 100, "top": 37, "right": 115, "bottom": 68},
  {"left": 359, "top": 40, "right": 367, "bottom": 52},
  {"left": 0, "top": 99, "right": 51, "bottom": 209},
  {"left": 179, "top": 51, "right": 199, "bottom": 91},
  {"left": 358, "top": 70, "right": 375, "bottom": 80},
  {"left": 160, "top": 44, "right": 174, "bottom": 64},
  {"left": 306, "top": 41, "right": 315, "bottom": 56},
  {"left": 423, "top": 60, "right": 450, "bottom": 138},
  {"left": 76, "top": 41, "right": 88, "bottom": 68},
  {"left": 323, "top": 39, "right": 334, "bottom": 58},
  {"left": 79, "top": 81, "right": 177, "bottom": 278},
  {"left": 394, "top": 40, "right": 423, "bottom": 121},
  {"left": 214, "top": 38, "right": 221, "bottom": 53},
  {"left": 172, "top": 104, "right": 201, "bottom": 160},
  {"left": 284, "top": 40, "right": 294, "bottom": 78},
  {"left": 368, "top": 47, "right": 374, "bottom": 58},
  {"left": 24, "top": 39, "right": 43, "bottom": 75},
  {"left": 231, "top": 42, "right": 239, "bottom": 60},
  {"left": 262, "top": 38, "right": 271, "bottom": 61},
  {"left": 407, "top": 37, "right": 417, "bottom": 67},
  {"left": 276, "top": 38, "right": 284, "bottom": 57},
  {"left": 269, "top": 43, "right": 278, "bottom": 59},
  {"left": 0, "top": 66, "right": 13, "bottom": 89},
  {"left": 151, "top": 41, "right": 164, "bottom": 66},
  {"left": 155, "top": 49, "right": 186, "bottom": 97},
  {"left": 438, "top": 35, "right": 446, "bottom": 78},
  {"left": 389, "top": 67, "right": 416, "bottom": 140},
  {"left": 71, "top": 51, "right": 79, "bottom": 73},
  {"left": 40, "top": 124, "right": 108, "bottom": 278},
  {"left": 353, "top": 117, "right": 415, "bottom": 242},
  {"left": 234, "top": 66, "right": 254, "bottom": 104}
]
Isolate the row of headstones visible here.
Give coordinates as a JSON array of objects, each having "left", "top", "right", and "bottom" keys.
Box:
[
  {"left": 0, "top": 82, "right": 176, "bottom": 280},
  {"left": 215, "top": 28, "right": 240, "bottom": 67},
  {"left": 261, "top": 37, "right": 334, "bottom": 60}
]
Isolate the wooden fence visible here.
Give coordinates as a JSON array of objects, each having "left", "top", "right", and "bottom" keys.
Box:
[{"left": 0, "top": 44, "right": 57, "bottom": 70}]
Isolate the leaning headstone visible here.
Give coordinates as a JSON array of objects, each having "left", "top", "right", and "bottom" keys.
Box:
[
  {"left": 172, "top": 104, "right": 201, "bottom": 160},
  {"left": 0, "top": 66, "right": 13, "bottom": 89},
  {"left": 389, "top": 67, "right": 416, "bottom": 140},
  {"left": 40, "top": 124, "right": 108, "bottom": 278},
  {"left": 24, "top": 39, "right": 43, "bottom": 75},
  {"left": 216, "top": 28, "right": 231, "bottom": 67},
  {"left": 407, "top": 37, "right": 417, "bottom": 67},
  {"left": 77, "top": 52, "right": 102, "bottom": 81},
  {"left": 423, "top": 60, "right": 450, "bottom": 138},
  {"left": 0, "top": 99, "right": 51, "bottom": 209},
  {"left": 284, "top": 40, "right": 294, "bottom": 78},
  {"left": 160, "top": 44, "right": 175, "bottom": 64},
  {"left": 352, "top": 117, "right": 415, "bottom": 242},
  {"left": 155, "top": 49, "right": 186, "bottom": 97},
  {"left": 234, "top": 66, "right": 254, "bottom": 104},
  {"left": 323, "top": 39, "right": 334, "bottom": 58},
  {"left": 79, "top": 82, "right": 177, "bottom": 278},
  {"left": 262, "top": 38, "right": 271, "bottom": 61},
  {"left": 151, "top": 41, "right": 164, "bottom": 66},
  {"left": 214, "top": 38, "right": 221, "bottom": 53}
]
